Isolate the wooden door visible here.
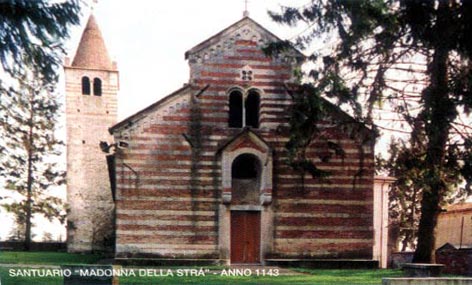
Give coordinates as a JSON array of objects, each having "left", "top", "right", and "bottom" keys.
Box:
[{"left": 230, "top": 211, "right": 260, "bottom": 264}]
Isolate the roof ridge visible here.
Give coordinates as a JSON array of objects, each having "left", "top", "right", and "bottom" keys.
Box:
[
  {"left": 185, "top": 16, "right": 304, "bottom": 60},
  {"left": 109, "top": 84, "right": 195, "bottom": 134}
]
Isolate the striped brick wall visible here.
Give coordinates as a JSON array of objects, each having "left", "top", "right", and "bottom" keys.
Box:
[
  {"left": 113, "top": 90, "right": 220, "bottom": 257},
  {"left": 270, "top": 132, "right": 374, "bottom": 259},
  {"left": 112, "top": 17, "right": 374, "bottom": 261}
]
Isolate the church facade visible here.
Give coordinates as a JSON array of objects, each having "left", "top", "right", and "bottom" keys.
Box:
[{"left": 66, "top": 14, "right": 376, "bottom": 264}]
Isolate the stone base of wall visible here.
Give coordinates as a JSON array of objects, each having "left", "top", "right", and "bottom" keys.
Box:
[
  {"left": 67, "top": 242, "right": 114, "bottom": 254},
  {"left": 113, "top": 258, "right": 379, "bottom": 268},
  {"left": 402, "top": 263, "right": 444, "bottom": 277},
  {"left": 0, "top": 242, "right": 66, "bottom": 252},
  {"left": 390, "top": 252, "right": 415, "bottom": 269},
  {"left": 265, "top": 259, "right": 378, "bottom": 269},
  {"left": 382, "top": 278, "right": 472, "bottom": 285}
]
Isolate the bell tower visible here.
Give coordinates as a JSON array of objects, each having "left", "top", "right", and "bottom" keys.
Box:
[{"left": 64, "top": 14, "right": 118, "bottom": 252}]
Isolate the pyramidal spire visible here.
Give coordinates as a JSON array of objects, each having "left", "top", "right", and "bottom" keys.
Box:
[{"left": 71, "top": 14, "right": 114, "bottom": 70}]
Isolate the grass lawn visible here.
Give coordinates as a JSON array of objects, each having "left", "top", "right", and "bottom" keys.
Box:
[
  {"left": 0, "top": 267, "right": 402, "bottom": 285},
  {"left": 0, "top": 266, "right": 63, "bottom": 285},
  {"left": 119, "top": 268, "right": 402, "bottom": 284},
  {"left": 0, "top": 251, "right": 404, "bottom": 284}
]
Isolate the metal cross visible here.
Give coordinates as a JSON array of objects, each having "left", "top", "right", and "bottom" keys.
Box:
[{"left": 243, "top": 0, "right": 250, "bottom": 17}]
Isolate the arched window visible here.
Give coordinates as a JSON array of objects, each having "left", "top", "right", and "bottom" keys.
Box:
[
  {"left": 232, "top": 154, "right": 260, "bottom": 179},
  {"left": 229, "top": 90, "right": 243, "bottom": 128},
  {"left": 228, "top": 89, "right": 260, "bottom": 128},
  {"left": 245, "top": 90, "right": 260, "bottom": 128},
  {"left": 81, "top": 76, "right": 90, "bottom": 95},
  {"left": 93, "top": 78, "right": 102, "bottom": 96}
]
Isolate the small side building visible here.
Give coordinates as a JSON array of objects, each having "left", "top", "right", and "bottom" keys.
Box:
[
  {"left": 435, "top": 202, "right": 472, "bottom": 250},
  {"left": 435, "top": 203, "right": 472, "bottom": 276}
]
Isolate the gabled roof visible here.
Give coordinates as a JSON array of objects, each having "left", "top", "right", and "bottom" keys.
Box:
[
  {"left": 444, "top": 202, "right": 472, "bottom": 214},
  {"left": 284, "top": 84, "right": 376, "bottom": 141},
  {"left": 109, "top": 84, "right": 193, "bottom": 134},
  {"left": 185, "top": 16, "right": 305, "bottom": 60},
  {"left": 436, "top": 242, "right": 472, "bottom": 251},
  {"left": 71, "top": 14, "right": 114, "bottom": 70}
]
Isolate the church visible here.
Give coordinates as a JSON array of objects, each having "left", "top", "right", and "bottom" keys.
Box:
[{"left": 65, "top": 12, "right": 376, "bottom": 265}]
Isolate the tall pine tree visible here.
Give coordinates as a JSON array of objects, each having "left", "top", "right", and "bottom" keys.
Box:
[
  {"left": 0, "top": 0, "right": 81, "bottom": 249},
  {"left": 268, "top": 0, "right": 472, "bottom": 263},
  {"left": 1, "top": 72, "right": 65, "bottom": 250}
]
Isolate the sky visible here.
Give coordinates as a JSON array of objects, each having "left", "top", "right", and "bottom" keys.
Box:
[{"left": 69, "top": 0, "right": 310, "bottom": 121}]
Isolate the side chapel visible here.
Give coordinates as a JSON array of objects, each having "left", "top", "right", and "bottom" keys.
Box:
[{"left": 65, "top": 13, "right": 376, "bottom": 265}]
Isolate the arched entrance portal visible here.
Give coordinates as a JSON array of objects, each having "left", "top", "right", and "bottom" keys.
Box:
[
  {"left": 231, "top": 154, "right": 260, "bottom": 205},
  {"left": 230, "top": 154, "right": 261, "bottom": 264},
  {"left": 218, "top": 129, "right": 273, "bottom": 265}
]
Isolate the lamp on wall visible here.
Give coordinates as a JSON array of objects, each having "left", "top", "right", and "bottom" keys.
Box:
[{"left": 99, "top": 141, "right": 129, "bottom": 153}]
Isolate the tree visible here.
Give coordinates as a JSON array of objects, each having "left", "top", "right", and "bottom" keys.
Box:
[
  {"left": 378, "top": 138, "right": 424, "bottom": 252},
  {"left": 42, "top": 232, "right": 54, "bottom": 242},
  {"left": 268, "top": 0, "right": 472, "bottom": 263},
  {"left": 0, "top": 0, "right": 81, "bottom": 91},
  {"left": 0, "top": 72, "right": 66, "bottom": 250},
  {"left": 379, "top": 133, "right": 469, "bottom": 252},
  {"left": 0, "top": 0, "right": 82, "bottom": 249}
]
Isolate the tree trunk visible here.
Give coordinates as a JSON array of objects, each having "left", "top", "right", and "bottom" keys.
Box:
[
  {"left": 25, "top": 172, "right": 32, "bottom": 251},
  {"left": 401, "top": 234, "right": 409, "bottom": 252},
  {"left": 413, "top": 183, "right": 441, "bottom": 262},
  {"left": 412, "top": 1, "right": 451, "bottom": 263},
  {"left": 24, "top": 87, "right": 35, "bottom": 251}
]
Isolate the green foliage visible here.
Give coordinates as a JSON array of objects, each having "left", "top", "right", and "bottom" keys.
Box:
[
  {"left": 270, "top": 0, "right": 472, "bottom": 263},
  {"left": 376, "top": 118, "right": 469, "bottom": 251},
  {"left": 0, "top": 73, "right": 66, "bottom": 247},
  {"left": 0, "top": 0, "right": 81, "bottom": 89},
  {"left": 377, "top": 137, "right": 425, "bottom": 251},
  {"left": 284, "top": 84, "right": 332, "bottom": 179},
  {"left": 0, "top": 0, "right": 80, "bottom": 248}
]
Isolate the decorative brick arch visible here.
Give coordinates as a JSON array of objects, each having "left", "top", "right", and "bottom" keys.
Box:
[{"left": 219, "top": 129, "right": 272, "bottom": 205}]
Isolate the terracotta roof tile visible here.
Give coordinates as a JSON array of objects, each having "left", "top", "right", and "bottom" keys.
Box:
[{"left": 71, "top": 14, "right": 114, "bottom": 70}]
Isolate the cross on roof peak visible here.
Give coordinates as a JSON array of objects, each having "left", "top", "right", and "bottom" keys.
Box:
[
  {"left": 243, "top": 0, "right": 250, "bottom": 17},
  {"left": 91, "top": 0, "right": 98, "bottom": 11}
]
